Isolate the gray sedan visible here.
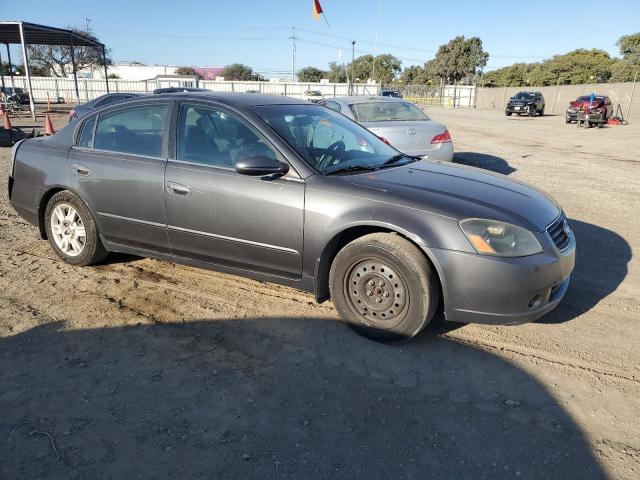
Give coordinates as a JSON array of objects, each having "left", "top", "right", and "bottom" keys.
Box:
[
  {"left": 320, "top": 96, "right": 454, "bottom": 162},
  {"left": 8, "top": 92, "right": 574, "bottom": 341}
]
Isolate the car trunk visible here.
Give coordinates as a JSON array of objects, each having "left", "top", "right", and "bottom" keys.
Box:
[{"left": 361, "top": 120, "right": 447, "bottom": 152}]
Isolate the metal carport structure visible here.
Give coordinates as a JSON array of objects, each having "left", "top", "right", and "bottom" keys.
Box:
[{"left": 0, "top": 21, "right": 109, "bottom": 121}]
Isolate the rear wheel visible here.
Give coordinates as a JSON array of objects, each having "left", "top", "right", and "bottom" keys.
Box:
[
  {"left": 44, "top": 190, "right": 107, "bottom": 266},
  {"left": 539, "top": 106, "right": 544, "bottom": 116},
  {"left": 329, "top": 233, "right": 440, "bottom": 342}
]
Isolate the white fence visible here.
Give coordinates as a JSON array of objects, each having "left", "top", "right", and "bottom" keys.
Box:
[{"left": 3, "top": 76, "right": 380, "bottom": 103}]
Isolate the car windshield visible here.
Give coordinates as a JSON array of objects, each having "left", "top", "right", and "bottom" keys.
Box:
[
  {"left": 576, "top": 96, "right": 603, "bottom": 102},
  {"left": 513, "top": 92, "right": 535, "bottom": 100},
  {"left": 349, "top": 101, "right": 429, "bottom": 122},
  {"left": 251, "top": 104, "right": 411, "bottom": 174}
]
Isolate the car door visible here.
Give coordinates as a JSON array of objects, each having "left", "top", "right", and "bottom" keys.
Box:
[
  {"left": 165, "top": 101, "right": 304, "bottom": 278},
  {"left": 68, "top": 101, "right": 172, "bottom": 254}
]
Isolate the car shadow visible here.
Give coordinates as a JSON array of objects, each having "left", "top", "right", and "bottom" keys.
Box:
[
  {"left": 0, "top": 317, "right": 606, "bottom": 479},
  {"left": 453, "top": 152, "right": 516, "bottom": 175},
  {"left": 538, "top": 218, "right": 631, "bottom": 324}
]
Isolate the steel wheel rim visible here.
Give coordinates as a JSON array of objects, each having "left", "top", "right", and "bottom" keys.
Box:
[
  {"left": 50, "top": 203, "right": 86, "bottom": 257},
  {"left": 344, "top": 257, "right": 409, "bottom": 327}
]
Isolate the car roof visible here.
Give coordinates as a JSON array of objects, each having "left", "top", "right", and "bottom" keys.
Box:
[
  {"left": 127, "top": 91, "right": 311, "bottom": 107},
  {"left": 328, "top": 96, "right": 408, "bottom": 105}
]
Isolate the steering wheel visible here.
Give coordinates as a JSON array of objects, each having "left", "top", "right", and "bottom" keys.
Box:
[{"left": 318, "top": 140, "right": 345, "bottom": 170}]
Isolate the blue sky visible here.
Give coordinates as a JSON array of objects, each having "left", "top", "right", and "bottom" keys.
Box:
[{"left": 4, "top": 0, "right": 640, "bottom": 76}]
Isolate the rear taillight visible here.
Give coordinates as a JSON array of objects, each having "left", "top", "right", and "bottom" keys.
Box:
[{"left": 431, "top": 129, "right": 452, "bottom": 144}]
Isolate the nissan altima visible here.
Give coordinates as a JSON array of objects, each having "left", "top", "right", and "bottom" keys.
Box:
[{"left": 8, "top": 92, "right": 575, "bottom": 341}]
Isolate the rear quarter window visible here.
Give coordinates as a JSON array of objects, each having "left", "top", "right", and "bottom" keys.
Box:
[{"left": 78, "top": 116, "right": 96, "bottom": 147}]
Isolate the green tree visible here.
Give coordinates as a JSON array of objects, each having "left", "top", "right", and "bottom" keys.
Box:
[
  {"left": 482, "top": 63, "right": 537, "bottom": 87},
  {"left": 528, "top": 49, "right": 614, "bottom": 85},
  {"left": 175, "top": 66, "right": 198, "bottom": 76},
  {"left": 27, "top": 26, "right": 112, "bottom": 77},
  {"left": 298, "top": 66, "right": 326, "bottom": 82},
  {"left": 616, "top": 33, "right": 640, "bottom": 60},
  {"left": 430, "top": 36, "right": 488, "bottom": 83},
  {"left": 221, "top": 63, "right": 264, "bottom": 81},
  {"left": 326, "top": 62, "right": 347, "bottom": 83},
  {"left": 611, "top": 32, "right": 640, "bottom": 82},
  {"left": 347, "top": 54, "right": 401, "bottom": 84},
  {"left": 398, "top": 65, "right": 429, "bottom": 85}
]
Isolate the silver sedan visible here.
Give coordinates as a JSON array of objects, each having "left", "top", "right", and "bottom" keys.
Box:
[{"left": 320, "top": 96, "right": 454, "bottom": 162}]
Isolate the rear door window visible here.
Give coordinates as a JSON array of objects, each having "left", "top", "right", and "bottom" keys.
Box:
[
  {"left": 94, "top": 104, "right": 168, "bottom": 157},
  {"left": 78, "top": 116, "right": 96, "bottom": 147}
]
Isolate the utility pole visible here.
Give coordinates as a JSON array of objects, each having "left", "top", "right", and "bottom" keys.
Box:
[
  {"left": 290, "top": 27, "right": 296, "bottom": 83},
  {"left": 351, "top": 41, "right": 356, "bottom": 95}
]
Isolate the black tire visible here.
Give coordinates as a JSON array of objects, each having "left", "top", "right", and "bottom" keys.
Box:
[
  {"left": 44, "top": 190, "right": 107, "bottom": 266},
  {"left": 329, "top": 233, "right": 440, "bottom": 342},
  {"left": 529, "top": 106, "right": 536, "bottom": 117},
  {"left": 505, "top": 111, "right": 512, "bottom": 116},
  {"left": 565, "top": 115, "right": 571, "bottom": 124},
  {"left": 584, "top": 120, "right": 592, "bottom": 129},
  {"left": 539, "top": 106, "right": 544, "bottom": 116}
]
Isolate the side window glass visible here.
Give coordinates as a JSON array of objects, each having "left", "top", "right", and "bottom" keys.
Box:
[
  {"left": 325, "top": 101, "right": 341, "bottom": 113},
  {"left": 94, "top": 104, "right": 168, "bottom": 157},
  {"left": 177, "top": 104, "right": 278, "bottom": 168},
  {"left": 78, "top": 116, "right": 96, "bottom": 147}
]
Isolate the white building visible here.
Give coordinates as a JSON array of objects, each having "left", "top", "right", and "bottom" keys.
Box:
[{"left": 77, "top": 61, "right": 177, "bottom": 81}]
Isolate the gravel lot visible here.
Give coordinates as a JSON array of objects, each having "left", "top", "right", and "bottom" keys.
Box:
[{"left": 1, "top": 108, "right": 638, "bottom": 479}]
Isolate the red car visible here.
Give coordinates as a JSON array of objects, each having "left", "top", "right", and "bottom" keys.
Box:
[{"left": 565, "top": 95, "right": 612, "bottom": 124}]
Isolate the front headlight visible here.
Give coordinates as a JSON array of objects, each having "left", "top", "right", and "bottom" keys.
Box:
[{"left": 459, "top": 218, "right": 542, "bottom": 257}]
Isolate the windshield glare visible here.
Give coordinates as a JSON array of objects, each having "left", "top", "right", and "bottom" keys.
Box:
[
  {"left": 349, "top": 101, "right": 429, "bottom": 122},
  {"left": 251, "top": 104, "right": 402, "bottom": 174}
]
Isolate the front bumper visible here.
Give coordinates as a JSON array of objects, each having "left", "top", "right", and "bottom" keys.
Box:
[
  {"left": 427, "top": 233, "right": 576, "bottom": 325},
  {"left": 505, "top": 104, "right": 535, "bottom": 114},
  {"left": 403, "top": 142, "right": 454, "bottom": 162}
]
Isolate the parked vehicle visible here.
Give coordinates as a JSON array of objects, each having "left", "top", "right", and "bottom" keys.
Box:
[
  {"left": 566, "top": 95, "right": 612, "bottom": 124},
  {"left": 68, "top": 93, "right": 145, "bottom": 123},
  {"left": 303, "top": 90, "right": 324, "bottom": 103},
  {"left": 0, "top": 86, "right": 30, "bottom": 105},
  {"left": 8, "top": 93, "right": 575, "bottom": 341},
  {"left": 380, "top": 89, "right": 402, "bottom": 98},
  {"left": 320, "top": 96, "right": 453, "bottom": 162},
  {"left": 152, "top": 87, "right": 209, "bottom": 94},
  {"left": 505, "top": 91, "right": 545, "bottom": 117}
]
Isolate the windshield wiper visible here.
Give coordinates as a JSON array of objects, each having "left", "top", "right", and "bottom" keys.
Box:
[
  {"left": 324, "top": 164, "right": 378, "bottom": 175},
  {"left": 380, "top": 153, "right": 418, "bottom": 167}
]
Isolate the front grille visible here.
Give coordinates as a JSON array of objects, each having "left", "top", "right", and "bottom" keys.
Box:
[{"left": 547, "top": 213, "right": 571, "bottom": 251}]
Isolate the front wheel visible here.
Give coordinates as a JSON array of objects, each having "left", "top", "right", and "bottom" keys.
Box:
[
  {"left": 505, "top": 111, "right": 512, "bottom": 116},
  {"left": 44, "top": 190, "right": 107, "bottom": 266},
  {"left": 329, "top": 233, "right": 440, "bottom": 342}
]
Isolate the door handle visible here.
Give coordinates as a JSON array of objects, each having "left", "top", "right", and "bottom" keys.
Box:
[
  {"left": 73, "top": 164, "right": 91, "bottom": 176},
  {"left": 167, "top": 182, "right": 191, "bottom": 196}
]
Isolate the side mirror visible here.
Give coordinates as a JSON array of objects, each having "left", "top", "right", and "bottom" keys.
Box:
[{"left": 235, "top": 155, "right": 288, "bottom": 176}]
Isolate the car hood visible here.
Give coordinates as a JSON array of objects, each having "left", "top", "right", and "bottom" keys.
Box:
[
  {"left": 508, "top": 97, "right": 535, "bottom": 103},
  {"left": 341, "top": 161, "right": 560, "bottom": 232},
  {"left": 569, "top": 99, "right": 604, "bottom": 109}
]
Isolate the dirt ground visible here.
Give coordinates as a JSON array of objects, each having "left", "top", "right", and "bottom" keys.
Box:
[{"left": 1, "top": 108, "right": 639, "bottom": 479}]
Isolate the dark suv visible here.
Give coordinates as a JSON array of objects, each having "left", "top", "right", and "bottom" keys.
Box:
[{"left": 505, "top": 91, "right": 545, "bottom": 117}]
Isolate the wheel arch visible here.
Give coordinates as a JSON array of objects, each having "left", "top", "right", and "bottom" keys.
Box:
[
  {"left": 314, "top": 222, "right": 445, "bottom": 308},
  {"left": 37, "top": 186, "right": 96, "bottom": 240}
]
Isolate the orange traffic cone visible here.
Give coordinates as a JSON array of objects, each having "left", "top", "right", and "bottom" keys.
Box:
[
  {"left": 3, "top": 111, "right": 11, "bottom": 131},
  {"left": 44, "top": 113, "right": 55, "bottom": 135}
]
